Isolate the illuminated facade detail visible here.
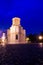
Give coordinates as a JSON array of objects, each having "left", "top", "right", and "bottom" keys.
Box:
[
  {"left": 1, "top": 33, "right": 6, "bottom": 46},
  {"left": 7, "top": 17, "right": 26, "bottom": 44}
]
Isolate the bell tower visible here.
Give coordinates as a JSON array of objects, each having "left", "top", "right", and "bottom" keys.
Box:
[
  {"left": 7, "top": 17, "right": 26, "bottom": 44},
  {"left": 12, "top": 17, "right": 20, "bottom": 26}
]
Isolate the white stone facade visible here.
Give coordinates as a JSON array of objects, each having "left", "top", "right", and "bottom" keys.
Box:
[{"left": 7, "top": 17, "right": 26, "bottom": 44}]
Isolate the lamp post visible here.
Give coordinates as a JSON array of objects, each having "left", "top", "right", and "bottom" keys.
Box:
[
  {"left": 38, "top": 36, "right": 43, "bottom": 40},
  {"left": 26, "top": 37, "right": 30, "bottom": 43},
  {"left": 38, "top": 35, "right": 43, "bottom": 47}
]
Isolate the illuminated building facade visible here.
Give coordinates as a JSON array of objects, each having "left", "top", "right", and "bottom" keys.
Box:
[
  {"left": 7, "top": 17, "right": 26, "bottom": 44},
  {"left": 1, "top": 33, "right": 6, "bottom": 46}
]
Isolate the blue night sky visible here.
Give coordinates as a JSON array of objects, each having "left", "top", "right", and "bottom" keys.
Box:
[{"left": 0, "top": 0, "right": 43, "bottom": 34}]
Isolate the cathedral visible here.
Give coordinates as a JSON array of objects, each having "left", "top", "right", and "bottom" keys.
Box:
[
  {"left": 1, "top": 17, "right": 26, "bottom": 44},
  {"left": 7, "top": 17, "right": 26, "bottom": 44}
]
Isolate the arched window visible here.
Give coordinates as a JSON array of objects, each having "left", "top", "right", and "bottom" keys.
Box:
[{"left": 16, "top": 35, "right": 18, "bottom": 40}]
